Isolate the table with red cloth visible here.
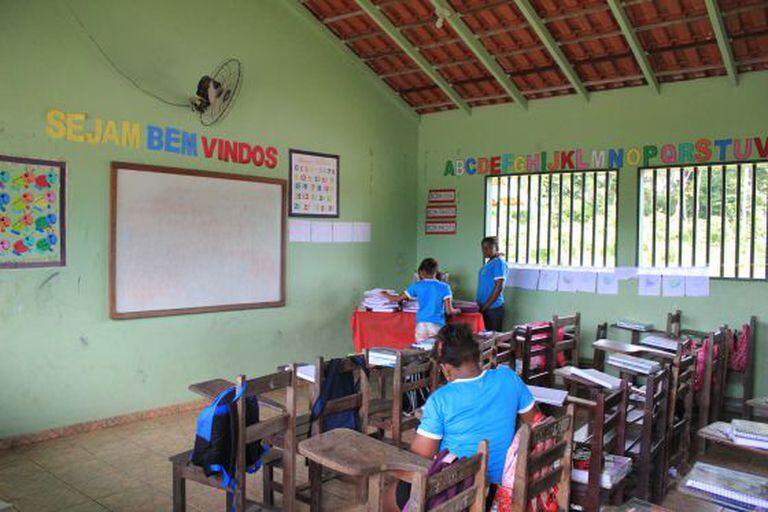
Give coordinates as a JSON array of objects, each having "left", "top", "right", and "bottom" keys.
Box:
[{"left": 351, "top": 310, "right": 485, "bottom": 351}]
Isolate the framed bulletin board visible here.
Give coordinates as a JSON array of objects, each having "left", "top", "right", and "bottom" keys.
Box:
[
  {"left": 289, "top": 149, "right": 339, "bottom": 218},
  {"left": 110, "top": 162, "right": 286, "bottom": 319},
  {"left": 0, "top": 154, "right": 66, "bottom": 269}
]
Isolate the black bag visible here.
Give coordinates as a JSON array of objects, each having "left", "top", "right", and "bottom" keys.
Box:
[
  {"left": 190, "top": 384, "right": 266, "bottom": 490},
  {"left": 310, "top": 356, "right": 368, "bottom": 432}
]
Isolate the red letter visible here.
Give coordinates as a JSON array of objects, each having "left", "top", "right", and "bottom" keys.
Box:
[
  {"left": 490, "top": 156, "right": 501, "bottom": 175},
  {"left": 694, "top": 138, "right": 712, "bottom": 163},
  {"left": 202, "top": 136, "right": 217, "bottom": 158},
  {"left": 755, "top": 137, "right": 768, "bottom": 158},
  {"left": 251, "top": 145, "right": 265, "bottom": 166},
  {"left": 218, "top": 139, "right": 237, "bottom": 162},
  {"left": 265, "top": 147, "right": 278, "bottom": 169},
  {"left": 561, "top": 151, "right": 575, "bottom": 169},
  {"left": 238, "top": 142, "right": 252, "bottom": 164}
]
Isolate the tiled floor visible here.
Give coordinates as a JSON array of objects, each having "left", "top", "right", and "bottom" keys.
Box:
[{"left": 1, "top": 404, "right": 765, "bottom": 511}]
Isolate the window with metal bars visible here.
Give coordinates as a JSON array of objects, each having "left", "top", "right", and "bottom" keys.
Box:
[
  {"left": 638, "top": 161, "right": 768, "bottom": 280},
  {"left": 485, "top": 170, "right": 618, "bottom": 268}
]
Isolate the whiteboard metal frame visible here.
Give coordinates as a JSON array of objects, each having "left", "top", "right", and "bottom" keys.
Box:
[{"left": 109, "top": 161, "right": 286, "bottom": 319}]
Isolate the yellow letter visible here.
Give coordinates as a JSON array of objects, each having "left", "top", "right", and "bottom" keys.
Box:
[
  {"left": 514, "top": 156, "right": 526, "bottom": 173},
  {"left": 85, "top": 118, "right": 102, "bottom": 145},
  {"left": 102, "top": 120, "right": 120, "bottom": 146},
  {"left": 46, "top": 109, "right": 66, "bottom": 139},
  {"left": 121, "top": 121, "right": 141, "bottom": 148},
  {"left": 66, "top": 112, "right": 86, "bottom": 142}
]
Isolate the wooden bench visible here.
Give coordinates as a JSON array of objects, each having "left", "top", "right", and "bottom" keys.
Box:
[{"left": 171, "top": 369, "right": 298, "bottom": 512}]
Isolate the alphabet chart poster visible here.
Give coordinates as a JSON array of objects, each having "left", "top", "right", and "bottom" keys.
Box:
[
  {"left": 289, "top": 149, "right": 339, "bottom": 218},
  {"left": 0, "top": 154, "right": 66, "bottom": 268}
]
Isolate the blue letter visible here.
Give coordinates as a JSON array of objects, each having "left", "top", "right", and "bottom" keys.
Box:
[
  {"left": 181, "top": 131, "right": 197, "bottom": 156},
  {"left": 146, "top": 125, "right": 163, "bottom": 150},
  {"left": 165, "top": 127, "right": 181, "bottom": 153},
  {"left": 608, "top": 148, "right": 624, "bottom": 168}
]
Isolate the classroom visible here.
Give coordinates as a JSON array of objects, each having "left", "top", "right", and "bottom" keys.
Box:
[{"left": 0, "top": 0, "right": 767, "bottom": 511}]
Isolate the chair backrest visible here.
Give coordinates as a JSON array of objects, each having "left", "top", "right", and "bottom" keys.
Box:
[
  {"left": 515, "top": 323, "right": 556, "bottom": 386},
  {"left": 409, "top": 441, "right": 489, "bottom": 512},
  {"left": 391, "top": 350, "right": 434, "bottom": 443},
  {"left": 553, "top": 313, "right": 581, "bottom": 367},
  {"left": 234, "top": 368, "right": 297, "bottom": 512},
  {"left": 492, "top": 330, "right": 515, "bottom": 369},
  {"left": 513, "top": 405, "right": 575, "bottom": 512},
  {"left": 477, "top": 336, "right": 496, "bottom": 370},
  {"left": 310, "top": 355, "right": 368, "bottom": 436},
  {"left": 666, "top": 309, "right": 682, "bottom": 338}
]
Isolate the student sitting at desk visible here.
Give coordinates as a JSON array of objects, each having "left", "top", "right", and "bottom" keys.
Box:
[
  {"left": 386, "top": 323, "right": 538, "bottom": 510},
  {"left": 382, "top": 258, "right": 459, "bottom": 342}
]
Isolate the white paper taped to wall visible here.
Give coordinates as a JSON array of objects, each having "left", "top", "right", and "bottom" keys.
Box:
[
  {"left": 638, "top": 274, "right": 662, "bottom": 296},
  {"left": 597, "top": 272, "right": 619, "bottom": 295}
]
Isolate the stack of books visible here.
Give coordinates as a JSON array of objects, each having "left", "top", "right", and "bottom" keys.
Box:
[
  {"left": 453, "top": 300, "right": 479, "bottom": 313},
  {"left": 368, "top": 348, "right": 398, "bottom": 367},
  {"left": 729, "top": 419, "right": 768, "bottom": 450},
  {"left": 528, "top": 385, "right": 568, "bottom": 407},
  {"left": 685, "top": 462, "right": 768, "bottom": 510},
  {"left": 572, "top": 454, "right": 632, "bottom": 489},
  {"left": 360, "top": 289, "right": 400, "bottom": 312},
  {"left": 570, "top": 367, "right": 622, "bottom": 391},
  {"left": 640, "top": 335, "right": 679, "bottom": 352},
  {"left": 412, "top": 338, "right": 436, "bottom": 351},
  {"left": 607, "top": 353, "right": 661, "bottom": 374},
  {"left": 402, "top": 299, "right": 419, "bottom": 313},
  {"left": 616, "top": 320, "right": 654, "bottom": 331}
]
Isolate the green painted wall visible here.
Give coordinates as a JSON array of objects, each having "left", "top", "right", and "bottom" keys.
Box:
[
  {"left": 0, "top": 0, "right": 418, "bottom": 437},
  {"left": 417, "top": 73, "right": 768, "bottom": 397}
]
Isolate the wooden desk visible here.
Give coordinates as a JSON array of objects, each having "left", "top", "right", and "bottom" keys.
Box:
[
  {"left": 592, "top": 338, "right": 674, "bottom": 371},
  {"left": 298, "top": 428, "right": 430, "bottom": 512},
  {"left": 189, "top": 378, "right": 285, "bottom": 412},
  {"left": 697, "top": 421, "right": 768, "bottom": 457},
  {"left": 610, "top": 323, "right": 653, "bottom": 344}
]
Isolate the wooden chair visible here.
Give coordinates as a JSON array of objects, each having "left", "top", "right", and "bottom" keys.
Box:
[
  {"left": 171, "top": 369, "right": 298, "bottom": 512},
  {"left": 515, "top": 323, "right": 556, "bottom": 387},
  {"left": 696, "top": 328, "right": 729, "bottom": 453},
  {"left": 723, "top": 317, "right": 758, "bottom": 419},
  {"left": 614, "top": 366, "right": 670, "bottom": 503},
  {"left": 665, "top": 310, "right": 682, "bottom": 339},
  {"left": 406, "top": 440, "right": 489, "bottom": 512},
  {"left": 492, "top": 330, "right": 516, "bottom": 369},
  {"left": 364, "top": 349, "right": 433, "bottom": 447},
  {"left": 513, "top": 405, "right": 575, "bottom": 511},
  {"left": 556, "top": 368, "right": 629, "bottom": 512},
  {"left": 477, "top": 336, "right": 497, "bottom": 370},
  {"left": 553, "top": 313, "right": 581, "bottom": 368},
  {"left": 663, "top": 339, "right": 695, "bottom": 478}
]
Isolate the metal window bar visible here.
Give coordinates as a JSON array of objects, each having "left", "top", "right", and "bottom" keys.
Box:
[
  {"left": 526, "top": 175, "right": 532, "bottom": 264},
  {"left": 536, "top": 174, "right": 542, "bottom": 264},
  {"left": 604, "top": 171, "right": 610, "bottom": 267},
  {"left": 569, "top": 173, "right": 574, "bottom": 266},
  {"left": 580, "top": 173, "right": 586, "bottom": 266},
  {"left": 678, "top": 168, "right": 684, "bottom": 267},
  {"left": 666, "top": 168, "right": 671, "bottom": 267},
  {"left": 505, "top": 176, "right": 512, "bottom": 266},
  {"left": 707, "top": 166, "right": 712, "bottom": 267},
  {"left": 736, "top": 165, "right": 742, "bottom": 277},
  {"left": 592, "top": 172, "right": 598, "bottom": 267},
  {"left": 515, "top": 176, "right": 521, "bottom": 263},
  {"left": 652, "top": 169, "right": 658, "bottom": 267},
  {"left": 721, "top": 166, "right": 726, "bottom": 278},
  {"left": 547, "top": 174, "right": 553, "bottom": 265},
  {"left": 558, "top": 175, "right": 563, "bottom": 266},
  {"left": 496, "top": 176, "right": 502, "bottom": 242},
  {"left": 692, "top": 169, "right": 698, "bottom": 267},
  {"left": 750, "top": 165, "right": 756, "bottom": 279}
]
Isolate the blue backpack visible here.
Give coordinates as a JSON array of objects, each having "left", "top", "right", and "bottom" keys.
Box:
[{"left": 190, "top": 384, "right": 267, "bottom": 490}]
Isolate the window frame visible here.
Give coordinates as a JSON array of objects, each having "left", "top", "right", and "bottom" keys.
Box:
[
  {"left": 635, "top": 159, "right": 768, "bottom": 281},
  {"left": 483, "top": 168, "right": 620, "bottom": 269}
]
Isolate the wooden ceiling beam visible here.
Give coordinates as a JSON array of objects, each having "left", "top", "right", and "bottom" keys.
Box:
[
  {"left": 607, "top": 0, "right": 659, "bottom": 93},
  {"left": 704, "top": 0, "right": 739, "bottom": 85}
]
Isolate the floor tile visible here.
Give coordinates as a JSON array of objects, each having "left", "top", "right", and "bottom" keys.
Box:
[
  {"left": 96, "top": 487, "right": 172, "bottom": 512},
  {"left": 10, "top": 482, "right": 90, "bottom": 512}
]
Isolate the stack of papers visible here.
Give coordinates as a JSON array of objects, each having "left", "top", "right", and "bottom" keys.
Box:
[
  {"left": 296, "top": 364, "right": 316, "bottom": 383},
  {"left": 607, "top": 354, "right": 661, "bottom": 374},
  {"left": 685, "top": 462, "right": 768, "bottom": 510},
  {"left": 361, "top": 288, "right": 400, "bottom": 312},
  {"left": 402, "top": 299, "right": 419, "bottom": 313},
  {"left": 616, "top": 320, "right": 654, "bottom": 331},
  {"left": 412, "top": 338, "right": 436, "bottom": 351},
  {"left": 454, "top": 300, "right": 479, "bottom": 313},
  {"left": 640, "top": 335, "right": 679, "bottom": 352},
  {"left": 572, "top": 454, "right": 632, "bottom": 489},
  {"left": 528, "top": 385, "right": 568, "bottom": 406},
  {"left": 729, "top": 419, "right": 768, "bottom": 450},
  {"left": 368, "top": 348, "right": 398, "bottom": 367}
]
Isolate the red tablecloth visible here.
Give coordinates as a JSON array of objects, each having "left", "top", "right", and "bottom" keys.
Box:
[{"left": 351, "top": 311, "right": 485, "bottom": 351}]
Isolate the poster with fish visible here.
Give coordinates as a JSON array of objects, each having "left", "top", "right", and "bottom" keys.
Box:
[{"left": 0, "top": 155, "right": 66, "bottom": 268}]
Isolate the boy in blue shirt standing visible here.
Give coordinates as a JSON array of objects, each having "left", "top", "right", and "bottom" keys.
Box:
[
  {"left": 476, "top": 236, "right": 508, "bottom": 331},
  {"left": 382, "top": 258, "right": 459, "bottom": 341}
]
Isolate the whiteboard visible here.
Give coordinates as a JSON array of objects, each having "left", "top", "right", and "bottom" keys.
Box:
[{"left": 110, "top": 163, "right": 285, "bottom": 319}]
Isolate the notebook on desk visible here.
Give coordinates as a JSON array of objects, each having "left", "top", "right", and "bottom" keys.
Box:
[{"left": 684, "top": 462, "right": 768, "bottom": 510}]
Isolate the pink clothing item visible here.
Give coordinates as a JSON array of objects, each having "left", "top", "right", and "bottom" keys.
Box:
[{"left": 728, "top": 324, "right": 751, "bottom": 372}]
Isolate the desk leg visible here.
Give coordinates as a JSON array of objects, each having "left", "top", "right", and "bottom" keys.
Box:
[
  {"left": 367, "top": 474, "right": 383, "bottom": 512},
  {"left": 631, "top": 331, "right": 640, "bottom": 345},
  {"left": 309, "top": 461, "right": 322, "bottom": 512}
]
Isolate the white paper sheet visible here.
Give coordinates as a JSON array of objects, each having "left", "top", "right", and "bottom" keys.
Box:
[
  {"left": 575, "top": 271, "right": 597, "bottom": 293},
  {"left": 597, "top": 272, "right": 619, "bottom": 295},
  {"left": 288, "top": 219, "right": 312, "bottom": 242},
  {"left": 662, "top": 275, "right": 685, "bottom": 297},
  {"left": 638, "top": 274, "right": 662, "bottom": 296},
  {"left": 353, "top": 222, "right": 371, "bottom": 242},
  {"left": 515, "top": 269, "right": 539, "bottom": 290},
  {"left": 332, "top": 222, "right": 354, "bottom": 242},
  {"left": 685, "top": 275, "right": 710, "bottom": 297},
  {"left": 538, "top": 270, "right": 559, "bottom": 291},
  {"left": 615, "top": 267, "right": 638, "bottom": 280},
  {"left": 558, "top": 271, "right": 578, "bottom": 292},
  {"left": 310, "top": 221, "right": 334, "bottom": 243}
]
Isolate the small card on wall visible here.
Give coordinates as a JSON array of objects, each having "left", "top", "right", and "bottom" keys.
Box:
[
  {"left": 427, "top": 189, "right": 456, "bottom": 203},
  {"left": 289, "top": 149, "right": 339, "bottom": 218},
  {"left": 425, "top": 220, "right": 456, "bottom": 235},
  {"left": 426, "top": 204, "right": 457, "bottom": 219}
]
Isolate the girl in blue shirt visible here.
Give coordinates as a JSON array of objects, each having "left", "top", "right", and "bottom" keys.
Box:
[
  {"left": 386, "top": 323, "right": 538, "bottom": 510},
  {"left": 477, "top": 236, "right": 508, "bottom": 332}
]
